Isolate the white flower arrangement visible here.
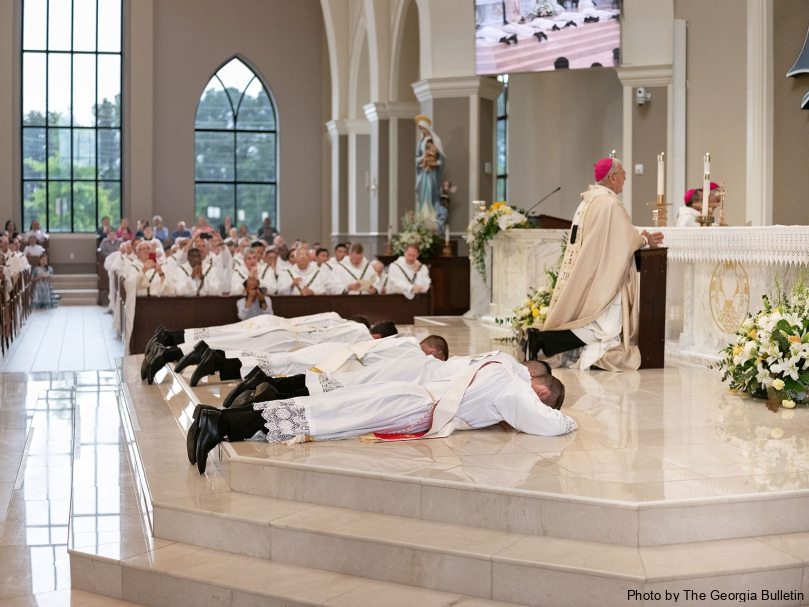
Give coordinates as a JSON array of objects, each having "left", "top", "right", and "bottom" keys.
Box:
[
  {"left": 392, "top": 212, "right": 441, "bottom": 258},
  {"left": 717, "top": 275, "right": 809, "bottom": 411},
  {"left": 464, "top": 202, "right": 528, "bottom": 281}
]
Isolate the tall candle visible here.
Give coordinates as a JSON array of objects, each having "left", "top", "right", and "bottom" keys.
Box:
[
  {"left": 703, "top": 153, "right": 711, "bottom": 216},
  {"left": 387, "top": 224, "right": 392, "bottom": 243},
  {"left": 445, "top": 225, "right": 450, "bottom": 245},
  {"left": 657, "top": 152, "right": 665, "bottom": 196}
]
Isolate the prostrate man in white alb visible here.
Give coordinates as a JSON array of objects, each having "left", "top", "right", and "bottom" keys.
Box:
[
  {"left": 332, "top": 243, "right": 376, "bottom": 294},
  {"left": 171, "top": 247, "right": 222, "bottom": 296},
  {"left": 276, "top": 247, "right": 337, "bottom": 296},
  {"left": 192, "top": 358, "right": 574, "bottom": 473},
  {"left": 525, "top": 157, "right": 663, "bottom": 370},
  {"left": 237, "top": 277, "right": 273, "bottom": 321},
  {"left": 141, "top": 312, "right": 371, "bottom": 382},
  {"left": 387, "top": 244, "right": 431, "bottom": 299}
]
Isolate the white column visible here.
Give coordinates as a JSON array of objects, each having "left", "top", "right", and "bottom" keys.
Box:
[
  {"left": 671, "top": 19, "right": 687, "bottom": 220},
  {"left": 746, "top": 0, "right": 774, "bottom": 226}
]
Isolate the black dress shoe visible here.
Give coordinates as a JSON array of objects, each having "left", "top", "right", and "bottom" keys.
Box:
[
  {"left": 144, "top": 326, "right": 170, "bottom": 354},
  {"left": 222, "top": 367, "right": 271, "bottom": 409},
  {"left": 147, "top": 344, "right": 183, "bottom": 385},
  {"left": 196, "top": 410, "right": 222, "bottom": 474},
  {"left": 174, "top": 341, "right": 210, "bottom": 374},
  {"left": 552, "top": 24, "right": 561, "bottom": 31},
  {"left": 190, "top": 349, "right": 224, "bottom": 387},
  {"left": 525, "top": 327, "right": 544, "bottom": 361},
  {"left": 231, "top": 382, "right": 278, "bottom": 409},
  {"left": 510, "top": 34, "right": 518, "bottom": 44},
  {"left": 187, "top": 404, "right": 218, "bottom": 465}
]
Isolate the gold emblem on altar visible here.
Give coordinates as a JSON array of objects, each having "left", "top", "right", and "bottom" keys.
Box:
[{"left": 709, "top": 262, "right": 750, "bottom": 334}]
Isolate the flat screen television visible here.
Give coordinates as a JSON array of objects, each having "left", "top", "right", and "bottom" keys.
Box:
[{"left": 475, "top": 0, "right": 622, "bottom": 75}]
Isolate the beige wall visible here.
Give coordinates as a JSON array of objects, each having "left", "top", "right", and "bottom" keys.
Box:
[
  {"left": 674, "top": 0, "right": 747, "bottom": 227},
  {"left": 151, "top": 0, "right": 327, "bottom": 240},
  {"left": 631, "top": 85, "right": 668, "bottom": 225},
  {"left": 0, "top": 1, "right": 18, "bottom": 228},
  {"left": 507, "top": 69, "right": 623, "bottom": 221},
  {"left": 772, "top": 0, "right": 809, "bottom": 225}
]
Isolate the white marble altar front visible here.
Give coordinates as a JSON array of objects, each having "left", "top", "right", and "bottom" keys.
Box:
[
  {"left": 486, "top": 229, "right": 567, "bottom": 319},
  {"left": 655, "top": 225, "right": 809, "bottom": 363}
]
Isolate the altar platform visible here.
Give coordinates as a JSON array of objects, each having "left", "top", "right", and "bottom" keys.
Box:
[{"left": 67, "top": 318, "right": 809, "bottom": 606}]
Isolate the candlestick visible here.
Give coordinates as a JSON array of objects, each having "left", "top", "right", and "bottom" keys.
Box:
[
  {"left": 700, "top": 153, "right": 713, "bottom": 226},
  {"left": 444, "top": 225, "right": 450, "bottom": 246},
  {"left": 610, "top": 150, "right": 616, "bottom": 159},
  {"left": 387, "top": 224, "right": 392, "bottom": 244},
  {"left": 657, "top": 152, "right": 665, "bottom": 196}
]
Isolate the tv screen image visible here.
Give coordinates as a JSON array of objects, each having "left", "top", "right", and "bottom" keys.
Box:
[{"left": 475, "top": 0, "right": 622, "bottom": 75}]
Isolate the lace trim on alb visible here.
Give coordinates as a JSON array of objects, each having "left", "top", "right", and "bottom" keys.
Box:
[
  {"left": 318, "top": 373, "right": 344, "bottom": 393},
  {"left": 255, "top": 399, "right": 310, "bottom": 443}
]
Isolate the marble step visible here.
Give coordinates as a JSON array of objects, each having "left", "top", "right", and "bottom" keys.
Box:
[
  {"left": 149, "top": 490, "right": 809, "bottom": 607},
  {"left": 225, "top": 446, "right": 809, "bottom": 548},
  {"left": 69, "top": 541, "right": 520, "bottom": 607}
]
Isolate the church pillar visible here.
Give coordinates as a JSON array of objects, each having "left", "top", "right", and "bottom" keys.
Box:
[
  {"left": 363, "top": 103, "right": 390, "bottom": 237},
  {"left": 326, "top": 120, "right": 350, "bottom": 244},
  {"left": 412, "top": 76, "right": 503, "bottom": 234},
  {"left": 746, "top": 0, "right": 774, "bottom": 226}
]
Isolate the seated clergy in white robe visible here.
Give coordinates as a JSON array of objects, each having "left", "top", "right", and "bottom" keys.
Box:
[
  {"left": 675, "top": 188, "right": 701, "bottom": 227},
  {"left": 276, "top": 247, "right": 337, "bottom": 295},
  {"left": 171, "top": 247, "right": 222, "bottom": 296},
  {"left": 192, "top": 361, "right": 576, "bottom": 472},
  {"left": 525, "top": 158, "right": 663, "bottom": 371},
  {"left": 331, "top": 243, "right": 376, "bottom": 294},
  {"left": 386, "top": 244, "right": 431, "bottom": 300},
  {"left": 126, "top": 242, "right": 172, "bottom": 297},
  {"left": 231, "top": 247, "right": 276, "bottom": 295}
]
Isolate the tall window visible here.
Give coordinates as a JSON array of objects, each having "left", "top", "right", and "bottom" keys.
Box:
[
  {"left": 195, "top": 58, "right": 278, "bottom": 232},
  {"left": 495, "top": 74, "right": 508, "bottom": 202},
  {"left": 22, "top": 0, "right": 123, "bottom": 233}
]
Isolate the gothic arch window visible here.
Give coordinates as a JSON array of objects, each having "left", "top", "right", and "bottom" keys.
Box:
[
  {"left": 495, "top": 74, "right": 508, "bottom": 202},
  {"left": 22, "top": 0, "right": 123, "bottom": 232},
  {"left": 195, "top": 58, "right": 278, "bottom": 232}
]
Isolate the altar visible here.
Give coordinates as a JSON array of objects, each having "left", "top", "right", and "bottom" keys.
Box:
[
  {"left": 474, "top": 225, "right": 809, "bottom": 365},
  {"left": 656, "top": 226, "right": 809, "bottom": 364}
]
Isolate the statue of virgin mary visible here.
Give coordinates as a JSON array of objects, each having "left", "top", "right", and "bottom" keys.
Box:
[{"left": 414, "top": 115, "right": 447, "bottom": 231}]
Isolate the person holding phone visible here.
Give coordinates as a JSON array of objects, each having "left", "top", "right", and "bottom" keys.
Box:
[
  {"left": 126, "top": 242, "right": 171, "bottom": 296},
  {"left": 237, "top": 277, "right": 273, "bottom": 320}
]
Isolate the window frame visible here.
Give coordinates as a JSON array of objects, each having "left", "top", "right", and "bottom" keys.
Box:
[
  {"left": 20, "top": 0, "right": 124, "bottom": 234},
  {"left": 194, "top": 58, "right": 279, "bottom": 231},
  {"left": 495, "top": 74, "right": 508, "bottom": 203}
]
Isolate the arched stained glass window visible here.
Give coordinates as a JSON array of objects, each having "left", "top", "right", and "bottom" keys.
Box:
[{"left": 195, "top": 58, "right": 278, "bottom": 232}]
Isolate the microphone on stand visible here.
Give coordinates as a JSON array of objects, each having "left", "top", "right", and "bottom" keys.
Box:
[{"left": 525, "top": 186, "right": 562, "bottom": 216}]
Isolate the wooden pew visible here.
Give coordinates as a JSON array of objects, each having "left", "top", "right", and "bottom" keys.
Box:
[
  {"left": 97, "top": 250, "right": 109, "bottom": 307},
  {"left": 128, "top": 293, "right": 433, "bottom": 354},
  {"left": 634, "top": 248, "right": 667, "bottom": 369}
]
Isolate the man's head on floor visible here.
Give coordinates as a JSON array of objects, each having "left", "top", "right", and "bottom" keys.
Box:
[
  {"left": 420, "top": 335, "right": 449, "bottom": 361},
  {"left": 522, "top": 360, "right": 552, "bottom": 377},
  {"left": 370, "top": 321, "right": 397, "bottom": 339},
  {"left": 530, "top": 374, "right": 565, "bottom": 410}
]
